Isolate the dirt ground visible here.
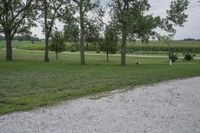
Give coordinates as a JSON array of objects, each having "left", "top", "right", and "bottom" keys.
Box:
[{"left": 0, "top": 77, "right": 200, "bottom": 133}]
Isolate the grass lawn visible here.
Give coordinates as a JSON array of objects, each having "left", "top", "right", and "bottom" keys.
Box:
[{"left": 0, "top": 49, "right": 200, "bottom": 115}]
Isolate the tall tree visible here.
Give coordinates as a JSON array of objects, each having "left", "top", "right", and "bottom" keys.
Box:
[
  {"left": 64, "top": 22, "right": 79, "bottom": 43},
  {"left": 110, "top": 0, "right": 158, "bottom": 65},
  {"left": 39, "top": 0, "right": 64, "bottom": 62},
  {"left": 110, "top": 0, "right": 189, "bottom": 66},
  {"left": 0, "top": 0, "right": 37, "bottom": 61},
  {"left": 100, "top": 24, "right": 118, "bottom": 62},
  {"left": 63, "top": 22, "right": 79, "bottom": 51},
  {"left": 158, "top": 0, "right": 189, "bottom": 36},
  {"left": 163, "top": 0, "right": 189, "bottom": 65},
  {"left": 50, "top": 30, "right": 65, "bottom": 60},
  {"left": 71, "top": 0, "right": 104, "bottom": 65},
  {"left": 84, "top": 19, "right": 102, "bottom": 45},
  {"left": 167, "top": 0, "right": 189, "bottom": 27}
]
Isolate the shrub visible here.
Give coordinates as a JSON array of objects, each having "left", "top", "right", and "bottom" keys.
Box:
[
  {"left": 69, "top": 44, "right": 76, "bottom": 52},
  {"left": 168, "top": 53, "right": 178, "bottom": 62},
  {"left": 50, "top": 31, "right": 65, "bottom": 60},
  {"left": 183, "top": 53, "right": 195, "bottom": 61},
  {"left": 70, "top": 49, "right": 76, "bottom": 52}
]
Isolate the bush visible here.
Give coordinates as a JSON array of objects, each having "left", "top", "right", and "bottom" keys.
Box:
[
  {"left": 70, "top": 49, "right": 76, "bottom": 52},
  {"left": 168, "top": 53, "right": 178, "bottom": 62},
  {"left": 69, "top": 44, "right": 76, "bottom": 52},
  {"left": 50, "top": 31, "right": 65, "bottom": 60},
  {"left": 183, "top": 53, "right": 195, "bottom": 61}
]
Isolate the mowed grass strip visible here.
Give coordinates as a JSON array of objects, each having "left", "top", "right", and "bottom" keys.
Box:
[{"left": 0, "top": 49, "right": 200, "bottom": 115}]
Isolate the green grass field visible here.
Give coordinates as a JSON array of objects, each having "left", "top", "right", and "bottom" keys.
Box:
[
  {"left": 0, "top": 48, "right": 200, "bottom": 115},
  {"left": 0, "top": 40, "right": 44, "bottom": 48}
]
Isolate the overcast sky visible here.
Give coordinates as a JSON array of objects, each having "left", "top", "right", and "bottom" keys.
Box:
[{"left": 32, "top": 0, "right": 200, "bottom": 40}]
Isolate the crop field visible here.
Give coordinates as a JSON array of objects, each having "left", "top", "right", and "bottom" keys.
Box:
[
  {"left": 1, "top": 40, "right": 200, "bottom": 51},
  {"left": 130, "top": 40, "right": 200, "bottom": 47}
]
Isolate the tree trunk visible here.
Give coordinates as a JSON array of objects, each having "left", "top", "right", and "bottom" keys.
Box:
[
  {"left": 44, "top": 0, "right": 49, "bottom": 62},
  {"left": 80, "top": 28, "right": 85, "bottom": 65},
  {"left": 44, "top": 33, "right": 49, "bottom": 62},
  {"left": 56, "top": 52, "right": 58, "bottom": 60},
  {"left": 121, "top": 25, "right": 127, "bottom": 66},
  {"left": 6, "top": 34, "right": 12, "bottom": 61},
  {"left": 106, "top": 50, "right": 109, "bottom": 62},
  {"left": 79, "top": 1, "right": 85, "bottom": 65}
]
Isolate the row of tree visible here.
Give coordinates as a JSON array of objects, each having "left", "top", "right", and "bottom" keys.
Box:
[
  {"left": 183, "top": 38, "right": 200, "bottom": 41},
  {"left": 0, "top": 0, "right": 189, "bottom": 65},
  {"left": 0, "top": 34, "right": 40, "bottom": 42}
]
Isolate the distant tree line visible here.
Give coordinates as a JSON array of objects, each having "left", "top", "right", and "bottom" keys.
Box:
[
  {"left": 183, "top": 38, "right": 200, "bottom": 41},
  {"left": 0, "top": 35, "right": 40, "bottom": 42}
]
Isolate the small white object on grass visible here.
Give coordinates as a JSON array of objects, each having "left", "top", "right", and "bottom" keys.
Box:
[
  {"left": 136, "top": 57, "right": 141, "bottom": 65},
  {"left": 136, "top": 62, "right": 141, "bottom": 65}
]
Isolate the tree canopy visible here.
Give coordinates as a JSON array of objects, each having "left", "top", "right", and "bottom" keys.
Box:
[
  {"left": 100, "top": 24, "right": 118, "bottom": 62},
  {"left": 68, "top": 0, "right": 104, "bottom": 65},
  {"left": 0, "top": 0, "right": 38, "bottom": 60},
  {"left": 109, "top": 0, "right": 189, "bottom": 65},
  {"left": 50, "top": 30, "right": 65, "bottom": 60}
]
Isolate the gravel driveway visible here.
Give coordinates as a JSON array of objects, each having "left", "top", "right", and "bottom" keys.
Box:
[{"left": 1, "top": 77, "right": 200, "bottom": 133}]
